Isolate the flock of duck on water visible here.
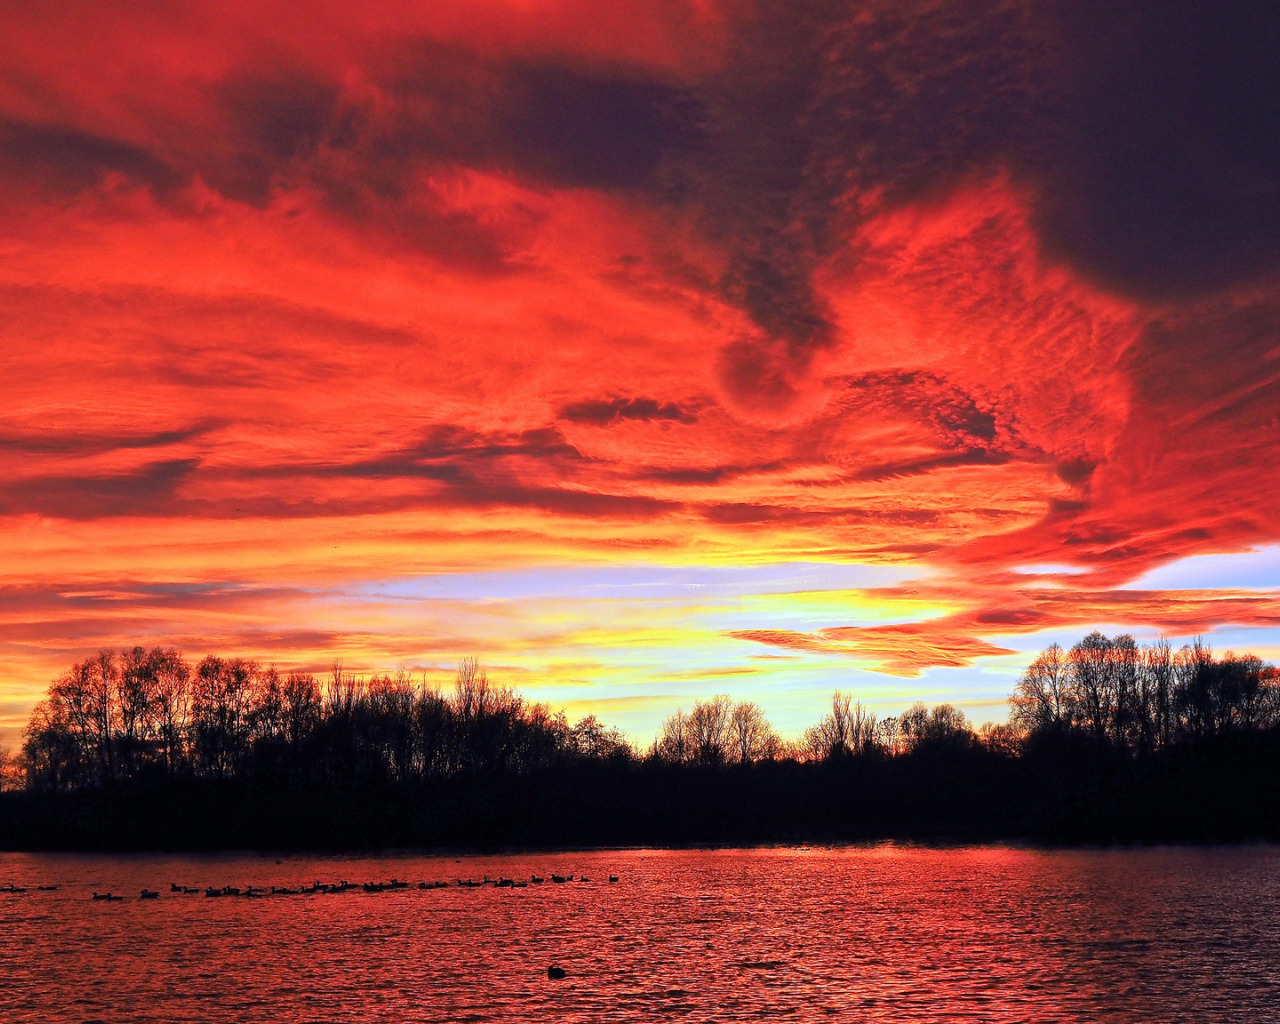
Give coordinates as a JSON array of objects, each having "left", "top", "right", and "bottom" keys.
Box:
[{"left": 1, "top": 873, "right": 621, "bottom": 901}]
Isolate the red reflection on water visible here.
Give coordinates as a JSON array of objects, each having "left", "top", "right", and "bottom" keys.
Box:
[{"left": 1, "top": 846, "right": 1278, "bottom": 1022}]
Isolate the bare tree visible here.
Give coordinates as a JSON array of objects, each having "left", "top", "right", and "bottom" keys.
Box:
[
  {"left": 1070, "top": 631, "right": 1115, "bottom": 744},
  {"left": 653, "top": 708, "right": 690, "bottom": 763},
  {"left": 148, "top": 648, "right": 191, "bottom": 776},
  {"left": 979, "top": 721, "right": 1021, "bottom": 756},
  {"left": 898, "top": 702, "right": 932, "bottom": 752},
  {"left": 570, "top": 714, "right": 630, "bottom": 760},
  {"left": 453, "top": 657, "right": 499, "bottom": 723},
  {"left": 191, "top": 656, "right": 258, "bottom": 779},
  {"left": 1110, "top": 634, "right": 1140, "bottom": 748},
  {"left": 1142, "top": 637, "right": 1174, "bottom": 751},
  {"left": 1175, "top": 637, "right": 1216, "bottom": 738},
  {"left": 687, "top": 695, "right": 733, "bottom": 765},
  {"left": 897, "top": 703, "right": 973, "bottom": 753},
  {"left": 1011, "top": 642, "right": 1076, "bottom": 736},
  {"left": 875, "top": 715, "right": 903, "bottom": 757},
  {"left": 801, "top": 691, "right": 877, "bottom": 760},
  {"left": 728, "top": 701, "right": 780, "bottom": 764},
  {"left": 0, "top": 744, "right": 17, "bottom": 791}
]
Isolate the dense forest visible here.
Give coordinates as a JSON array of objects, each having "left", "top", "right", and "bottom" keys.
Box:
[{"left": 3, "top": 632, "right": 1280, "bottom": 849}]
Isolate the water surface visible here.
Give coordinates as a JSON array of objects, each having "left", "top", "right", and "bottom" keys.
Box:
[{"left": 2, "top": 845, "right": 1277, "bottom": 1022}]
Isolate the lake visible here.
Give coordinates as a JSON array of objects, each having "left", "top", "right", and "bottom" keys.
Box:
[{"left": 1, "top": 845, "right": 1277, "bottom": 1022}]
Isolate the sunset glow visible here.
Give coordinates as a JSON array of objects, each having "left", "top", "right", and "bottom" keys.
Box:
[{"left": 5, "top": 0, "right": 1280, "bottom": 746}]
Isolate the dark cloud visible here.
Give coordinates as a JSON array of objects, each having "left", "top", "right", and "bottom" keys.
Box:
[
  {"left": 1, "top": 459, "right": 197, "bottom": 519},
  {"left": 690, "top": 0, "right": 1038, "bottom": 399},
  {"left": 8, "top": 3, "right": 1278, "bottom": 324},
  {"left": 851, "top": 450, "right": 1010, "bottom": 484},
  {"left": 216, "top": 425, "right": 683, "bottom": 520},
  {"left": 689, "top": 0, "right": 1280, "bottom": 403},
  {"left": 559, "top": 396, "right": 696, "bottom": 425},
  {"left": 1031, "top": 0, "right": 1280, "bottom": 299},
  {"left": 210, "top": 70, "right": 341, "bottom": 205},
  {"left": 700, "top": 502, "right": 940, "bottom": 527},
  {"left": 496, "top": 61, "right": 704, "bottom": 190},
  {"left": 0, "top": 119, "right": 182, "bottom": 197},
  {"left": 844, "top": 371, "right": 1010, "bottom": 451},
  {"left": 0, "top": 424, "right": 212, "bottom": 457}
]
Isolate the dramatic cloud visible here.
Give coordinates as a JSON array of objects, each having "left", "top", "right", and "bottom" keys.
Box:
[{"left": 3, "top": 0, "right": 1280, "bottom": 743}]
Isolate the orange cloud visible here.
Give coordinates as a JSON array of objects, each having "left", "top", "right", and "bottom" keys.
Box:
[
  {"left": 3, "top": 1, "right": 1280, "bottom": 745},
  {"left": 728, "top": 626, "right": 1017, "bottom": 677}
]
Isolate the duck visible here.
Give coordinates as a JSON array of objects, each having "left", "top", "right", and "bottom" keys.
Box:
[
  {"left": 547, "top": 965, "right": 567, "bottom": 980},
  {"left": 608, "top": 875, "right": 619, "bottom": 883},
  {"left": 530, "top": 875, "right": 545, "bottom": 884},
  {"left": 140, "top": 889, "right": 160, "bottom": 900}
]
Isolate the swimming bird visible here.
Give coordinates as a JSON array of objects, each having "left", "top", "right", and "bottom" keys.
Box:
[
  {"left": 530, "top": 875, "right": 545, "bottom": 884},
  {"left": 547, "top": 966, "right": 567, "bottom": 980},
  {"left": 140, "top": 889, "right": 159, "bottom": 900},
  {"left": 608, "top": 875, "right": 619, "bottom": 883}
]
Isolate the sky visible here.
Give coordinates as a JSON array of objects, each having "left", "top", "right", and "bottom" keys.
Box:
[{"left": 4, "top": 0, "right": 1280, "bottom": 748}]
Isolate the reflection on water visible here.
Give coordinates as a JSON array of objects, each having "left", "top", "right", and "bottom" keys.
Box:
[{"left": 1, "top": 845, "right": 1278, "bottom": 1022}]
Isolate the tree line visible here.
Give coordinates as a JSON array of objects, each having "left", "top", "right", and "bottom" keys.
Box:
[
  {"left": 15, "top": 653, "right": 630, "bottom": 792},
  {"left": 4, "top": 631, "right": 1280, "bottom": 848},
  {"left": 10, "top": 631, "right": 1280, "bottom": 793},
  {"left": 1010, "top": 632, "right": 1280, "bottom": 751}
]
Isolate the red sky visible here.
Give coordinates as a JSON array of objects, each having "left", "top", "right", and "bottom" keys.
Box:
[{"left": 4, "top": 0, "right": 1280, "bottom": 745}]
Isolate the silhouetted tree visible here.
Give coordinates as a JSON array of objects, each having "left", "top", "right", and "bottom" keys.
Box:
[
  {"left": 147, "top": 648, "right": 191, "bottom": 777},
  {"left": 1011, "top": 642, "right": 1075, "bottom": 736},
  {"left": 898, "top": 702, "right": 974, "bottom": 754},
  {"left": 728, "top": 701, "right": 780, "bottom": 763},
  {"left": 570, "top": 714, "right": 629, "bottom": 760},
  {"left": 979, "top": 722, "right": 1021, "bottom": 756},
  {"left": 801, "top": 691, "right": 876, "bottom": 760},
  {"left": 653, "top": 696, "right": 779, "bottom": 765},
  {"left": 1070, "top": 631, "right": 1115, "bottom": 745}
]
